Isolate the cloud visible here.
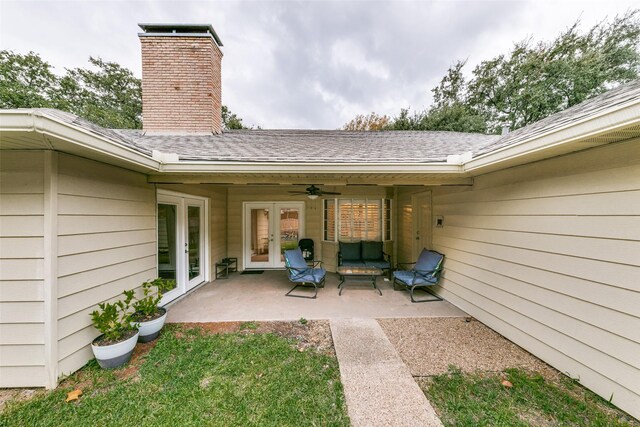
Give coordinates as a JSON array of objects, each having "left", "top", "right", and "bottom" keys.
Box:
[{"left": 1, "top": 0, "right": 637, "bottom": 129}]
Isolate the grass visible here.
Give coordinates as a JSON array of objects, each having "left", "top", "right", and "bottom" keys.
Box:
[
  {"left": 0, "top": 325, "right": 349, "bottom": 427},
  {"left": 421, "top": 367, "right": 639, "bottom": 427}
]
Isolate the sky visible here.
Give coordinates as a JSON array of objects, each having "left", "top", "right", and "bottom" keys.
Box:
[{"left": 0, "top": 0, "right": 637, "bottom": 129}]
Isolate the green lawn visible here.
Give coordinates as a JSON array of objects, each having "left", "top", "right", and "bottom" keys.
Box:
[
  {"left": 421, "top": 367, "right": 639, "bottom": 427},
  {"left": 0, "top": 324, "right": 349, "bottom": 427}
]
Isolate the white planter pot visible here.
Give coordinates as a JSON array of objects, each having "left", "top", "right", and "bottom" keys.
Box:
[
  {"left": 134, "top": 307, "right": 167, "bottom": 343},
  {"left": 91, "top": 330, "right": 139, "bottom": 369}
]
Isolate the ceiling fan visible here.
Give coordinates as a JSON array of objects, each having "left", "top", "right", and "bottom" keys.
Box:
[{"left": 288, "top": 184, "right": 341, "bottom": 200}]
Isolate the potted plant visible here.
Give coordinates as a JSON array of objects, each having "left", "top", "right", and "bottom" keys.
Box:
[
  {"left": 130, "top": 278, "right": 174, "bottom": 342},
  {"left": 90, "top": 290, "right": 139, "bottom": 369}
]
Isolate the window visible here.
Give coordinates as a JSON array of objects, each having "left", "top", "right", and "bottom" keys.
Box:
[{"left": 324, "top": 198, "right": 392, "bottom": 241}]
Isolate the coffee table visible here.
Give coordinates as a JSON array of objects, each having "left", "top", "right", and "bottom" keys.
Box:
[{"left": 337, "top": 266, "right": 383, "bottom": 296}]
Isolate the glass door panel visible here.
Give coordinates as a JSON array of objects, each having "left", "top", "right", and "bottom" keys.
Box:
[
  {"left": 279, "top": 208, "right": 300, "bottom": 263},
  {"left": 186, "top": 199, "right": 205, "bottom": 291},
  {"left": 187, "top": 206, "right": 200, "bottom": 280},
  {"left": 158, "top": 204, "right": 177, "bottom": 280},
  {"left": 245, "top": 204, "right": 273, "bottom": 268},
  {"left": 158, "top": 196, "right": 183, "bottom": 305}
]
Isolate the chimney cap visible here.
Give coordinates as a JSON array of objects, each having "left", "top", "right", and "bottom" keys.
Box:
[{"left": 138, "top": 23, "right": 223, "bottom": 47}]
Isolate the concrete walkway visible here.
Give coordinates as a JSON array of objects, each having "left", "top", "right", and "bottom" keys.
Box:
[{"left": 330, "top": 318, "right": 443, "bottom": 427}]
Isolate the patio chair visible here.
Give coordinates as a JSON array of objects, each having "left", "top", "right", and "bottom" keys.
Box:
[
  {"left": 283, "top": 248, "right": 326, "bottom": 299},
  {"left": 392, "top": 249, "right": 444, "bottom": 303}
]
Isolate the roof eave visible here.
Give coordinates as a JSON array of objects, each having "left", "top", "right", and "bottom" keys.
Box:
[
  {"left": 158, "top": 161, "right": 463, "bottom": 174},
  {"left": 0, "top": 110, "right": 161, "bottom": 173},
  {"left": 464, "top": 98, "right": 640, "bottom": 174}
]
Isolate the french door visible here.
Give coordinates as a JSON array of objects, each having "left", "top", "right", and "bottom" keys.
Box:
[
  {"left": 411, "top": 191, "right": 432, "bottom": 259},
  {"left": 244, "top": 202, "right": 305, "bottom": 269},
  {"left": 158, "top": 191, "right": 208, "bottom": 305}
]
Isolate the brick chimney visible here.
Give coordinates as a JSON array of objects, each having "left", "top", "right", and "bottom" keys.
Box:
[{"left": 138, "top": 24, "right": 223, "bottom": 133}]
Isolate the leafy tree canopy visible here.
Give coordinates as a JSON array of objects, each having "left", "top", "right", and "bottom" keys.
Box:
[
  {"left": 342, "top": 112, "right": 390, "bottom": 131},
  {"left": 222, "top": 105, "right": 247, "bottom": 130},
  {"left": 347, "top": 11, "right": 640, "bottom": 133},
  {"left": 0, "top": 50, "right": 246, "bottom": 130}
]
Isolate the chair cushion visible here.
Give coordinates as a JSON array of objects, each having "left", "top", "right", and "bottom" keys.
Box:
[
  {"left": 290, "top": 268, "right": 325, "bottom": 284},
  {"left": 362, "top": 241, "right": 384, "bottom": 260},
  {"left": 340, "top": 260, "right": 367, "bottom": 267},
  {"left": 364, "top": 260, "right": 390, "bottom": 269},
  {"left": 339, "top": 242, "right": 361, "bottom": 261},
  {"left": 415, "top": 249, "right": 444, "bottom": 274},
  {"left": 284, "top": 248, "right": 307, "bottom": 269},
  {"left": 393, "top": 270, "right": 438, "bottom": 286}
]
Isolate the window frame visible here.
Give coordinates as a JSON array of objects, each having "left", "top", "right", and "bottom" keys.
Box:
[{"left": 323, "top": 198, "right": 392, "bottom": 242}]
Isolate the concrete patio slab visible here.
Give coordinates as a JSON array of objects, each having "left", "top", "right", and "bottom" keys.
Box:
[
  {"left": 166, "top": 270, "right": 466, "bottom": 322},
  {"left": 330, "top": 318, "right": 443, "bottom": 427}
]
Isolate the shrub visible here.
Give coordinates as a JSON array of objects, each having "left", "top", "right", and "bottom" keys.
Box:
[
  {"left": 132, "top": 278, "right": 175, "bottom": 318},
  {"left": 90, "top": 290, "right": 136, "bottom": 342}
]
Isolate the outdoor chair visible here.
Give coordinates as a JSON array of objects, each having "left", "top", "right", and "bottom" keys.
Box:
[
  {"left": 283, "top": 248, "right": 326, "bottom": 299},
  {"left": 393, "top": 249, "right": 444, "bottom": 303}
]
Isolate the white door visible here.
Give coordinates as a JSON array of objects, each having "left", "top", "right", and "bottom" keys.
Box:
[
  {"left": 411, "top": 191, "right": 432, "bottom": 259},
  {"left": 158, "top": 192, "right": 208, "bottom": 305},
  {"left": 244, "top": 202, "right": 305, "bottom": 269},
  {"left": 185, "top": 198, "right": 205, "bottom": 291}
]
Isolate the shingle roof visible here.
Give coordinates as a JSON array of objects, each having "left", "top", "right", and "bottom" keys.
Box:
[
  {"left": 24, "top": 78, "right": 640, "bottom": 164},
  {"left": 474, "top": 78, "right": 640, "bottom": 156},
  {"left": 113, "top": 129, "right": 498, "bottom": 163}
]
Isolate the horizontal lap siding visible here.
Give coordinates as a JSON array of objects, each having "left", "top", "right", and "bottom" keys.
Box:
[
  {"left": 432, "top": 140, "right": 640, "bottom": 419},
  {"left": 0, "top": 151, "right": 46, "bottom": 387},
  {"left": 56, "top": 154, "right": 156, "bottom": 377},
  {"left": 227, "top": 186, "right": 389, "bottom": 271}
]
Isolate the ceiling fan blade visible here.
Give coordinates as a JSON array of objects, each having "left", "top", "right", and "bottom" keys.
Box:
[
  {"left": 319, "top": 191, "right": 341, "bottom": 195},
  {"left": 288, "top": 191, "right": 309, "bottom": 195}
]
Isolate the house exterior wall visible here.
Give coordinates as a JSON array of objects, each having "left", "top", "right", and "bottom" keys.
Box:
[
  {"left": 0, "top": 151, "right": 47, "bottom": 387},
  {"left": 56, "top": 153, "right": 157, "bottom": 378},
  {"left": 226, "top": 186, "right": 392, "bottom": 271},
  {"left": 226, "top": 187, "right": 321, "bottom": 269},
  {"left": 430, "top": 139, "right": 640, "bottom": 419}
]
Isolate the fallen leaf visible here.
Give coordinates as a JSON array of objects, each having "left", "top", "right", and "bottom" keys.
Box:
[
  {"left": 65, "top": 389, "right": 82, "bottom": 402},
  {"left": 501, "top": 380, "right": 513, "bottom": 388}
]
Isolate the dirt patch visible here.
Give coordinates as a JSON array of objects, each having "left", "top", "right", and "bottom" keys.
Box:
[
  {"left": 179, "top": 320, "right": 335, "bottom": 356},
  {"left": 378, "top": 317, "right": 558, "bottom": 379},
  {"left": 255, "top": 320, "right": 334, "bottom": 356},
  {"left": 180, "top": 321, "right": 244, "bottom": 335},
  {"left": 112, "top": 339, "right": 158, "bottom": 382},
  {"left": 0, "top": 389, "right": 42, "bottom": 413}
]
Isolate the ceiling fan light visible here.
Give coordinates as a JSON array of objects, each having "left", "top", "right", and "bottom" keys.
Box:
[{"left": 307, "top": 194, "right": 319, "bottom": 200}]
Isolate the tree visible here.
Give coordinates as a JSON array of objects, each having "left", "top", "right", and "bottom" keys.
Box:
[
  {"left": 0, "top": 50, "right": 247, "bottom": 130},
  {"left": 467, "top": 12, "right": 640, "bottom": 132},
  {"left": 0, "top": 50, "right": 58, "bottom": 109},
  {"left": 222, "top": 105, "right": 247, "bottom": 129},
  {"left": 56, "top": 57, "right": 142, "bottom": 129},
  {"left": 342, "top": 112, "right": 390, "bottom": 131},
  {"left": 350, "top": 11, "right": 640, "bottom": 134}
]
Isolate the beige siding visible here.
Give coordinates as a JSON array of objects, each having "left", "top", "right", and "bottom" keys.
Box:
[
  {"left": 0, "top": 151, "right": 47, "bottom": 387},
  {"left": 226, "top": 186, "right": 392, "bottom": 271},
  {"left": 56, "top": 154, "right": 156, "bottom": 377},
  {"left": 431, "top": 139, "right": 640, "bottom": 419}
]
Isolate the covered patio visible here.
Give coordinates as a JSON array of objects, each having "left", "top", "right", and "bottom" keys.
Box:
[{"left": 165, "top": 270, "right": 466, "bottom": 322}]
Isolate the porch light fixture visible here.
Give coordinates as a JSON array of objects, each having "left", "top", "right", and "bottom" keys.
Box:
[{"left": 307, "top": 194, "right": 319, "bottom": 200}]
